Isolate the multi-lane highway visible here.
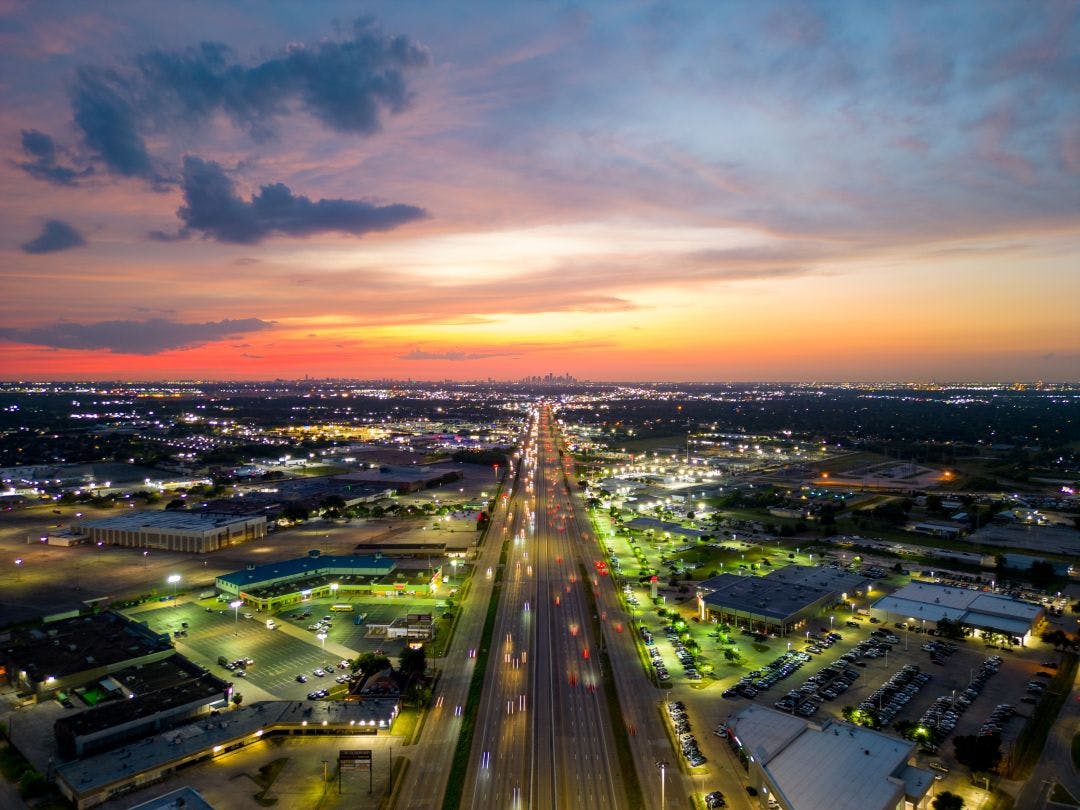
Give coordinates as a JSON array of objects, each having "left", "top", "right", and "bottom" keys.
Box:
[
  {"left": 398, "top": 403, "right": 689, "bottom": 809},
  {"left": 459, "top": 405, "right": 629, "bottom": 809}
]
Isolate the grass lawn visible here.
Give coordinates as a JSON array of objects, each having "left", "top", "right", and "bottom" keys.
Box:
[{"left": 1050, "top": 783, "right": 1079, "bottom": 806}]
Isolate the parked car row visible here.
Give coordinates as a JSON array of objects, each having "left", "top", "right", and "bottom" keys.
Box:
[
  {"left": 774, "top": 662, "right": 862, "bottom": 717},
  {"left": 667, "top": 700, "right": 705, "bottom": 767},
  {"left": 922, "top": 640, "right": 958, "bottom": 666},
  {"left": 860, "top": 664, "right": 931, "bottom": 725},
  {"left": 978, "top": 703, "right": 1015, "bottom": 737},
  {"left": 916, "top": 656, "right": 1000, "bottom": 742},
  {"left": 722, "top": 649, "right": 812, "bottom": 699}
]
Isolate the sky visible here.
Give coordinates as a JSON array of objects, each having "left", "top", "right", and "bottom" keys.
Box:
[{"left": 0, "top": 0, "right": 1078, "bottom": 383}]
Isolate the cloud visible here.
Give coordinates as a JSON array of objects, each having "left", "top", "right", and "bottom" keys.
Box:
[
  {"left": 68, "top": 18, "right": 429, "bottom": 180},
  {"left": 0, "top": 317, "right": 272, "bottom": 354},
  {"left": 400, "top": 349, "right": 520, "bottom": 361},
  {"left": 21, "top": 219, "right": 87, "bottom": 254},
  {"left": 173, "top": 156, "right": 426, "bottom": 244},
  {"left": 14, "top": 129, "right": 92, "bottom": 185}
]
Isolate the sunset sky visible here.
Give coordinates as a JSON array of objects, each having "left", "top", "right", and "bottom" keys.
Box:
[{"left": 1, "top": 1, "right": 1078, "bottom": 382}]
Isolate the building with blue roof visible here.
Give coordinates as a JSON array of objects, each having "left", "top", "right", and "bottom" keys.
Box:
[{"left": 215, "top": 551, "right": 440, "bottom": 611}]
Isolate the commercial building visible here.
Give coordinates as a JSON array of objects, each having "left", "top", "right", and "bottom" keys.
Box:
[
  {"left": 55, "top": 698, "right": 400, "bottom": 809},
  {"left": 0, "top": 611, "right": 174, "bottom": 701},
  {"left": 697, "top": 565, "right": 871, "bottom": 636},
  {"left": 725, "top": 704, "right": 934, "bottom": 810},
  {"left": 337, "top": 465, "right": 463, "bottom": 493},
  {"left": 72, "top": 510, "right": 266, "bottom": 553},
  {"left": 213, "top": 551, "right": 448, "bottom": 611},
  {"left": 54, "top": 655, "right": 230, "bottom": 758},
  {"left": 870, "top": 581, "right": 1044, "bottom": 643}
]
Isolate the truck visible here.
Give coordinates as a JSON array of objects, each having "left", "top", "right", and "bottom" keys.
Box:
[{"left": 199, "top": 590, "right": 216, "bottom": 599}]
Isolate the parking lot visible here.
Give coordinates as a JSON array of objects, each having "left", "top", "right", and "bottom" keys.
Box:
[
  {"left": 130, "top": 600, "right": 356, "bottom": 702},
  {"left": 682, "top": 617, "right": 1059, "bottom": 802},
  {"left": 272, "top": 598, "right": 438, "bottom": 654}
]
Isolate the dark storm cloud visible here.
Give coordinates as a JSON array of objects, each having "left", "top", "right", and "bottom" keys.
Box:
[
  {"left": 15, "top": 129, "right": 92, "bottom": 185},
  {"left": 173, "top": 156, "right": 426, "bottom": 244},
  {"left": 69, "top": 18, "right": 429, "bottom": 180},
  {"left": 20, "top": 219, "right": 87, "bottom": 254},
  {"left": 0, "top": 317, "right": 273, "bottom": 354}
]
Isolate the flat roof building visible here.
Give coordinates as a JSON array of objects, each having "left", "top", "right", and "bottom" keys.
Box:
[
  {"left": 726, "top": 704, "right": 933, "bottom": 810},
  {"left": 337, "top": 465, "right": 463, "bottom": 493},
  {"left": 212, "top": 551, "right": 445, "bottom": 612},
  {"left": 54, "top": 654, "right": 230, "bottom": 758},
  {"left": 72, "top": 510, "right": 266, "bottom": 553},
  {"left": 1, "top": 611, "right": 174, "bottom": 701},
  {"left": 55, "top": 698, "right": 400, "bottom": 809},
  {"left": 697, "top": 565, "right": 871, "bottom": 636},
  {"left": 871, "top": 581, "right": 1044, "bottom": 642}
]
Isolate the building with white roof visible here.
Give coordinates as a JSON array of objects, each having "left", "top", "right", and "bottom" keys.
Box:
[
  {"left": 871, "top": 581, "right": 1044, "bottom": 643},
  {"left": 725, "top": 704, "right": 933, "bottom": 810},
  {"left": 72, "top": 510, "right": 265, "bottom": 553}
]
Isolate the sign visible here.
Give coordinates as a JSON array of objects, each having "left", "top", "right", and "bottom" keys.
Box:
[{"left": 339, "top": 749, "right": 372, "bottom": 770}]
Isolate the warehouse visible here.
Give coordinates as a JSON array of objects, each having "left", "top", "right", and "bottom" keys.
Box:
[
  {"left": 696, "top": 565, "right": 871, "bottom": 636},
  {"left": 725, "top": 704, "right": 934, "bottom": 810},
  {"left": 870, "top": 580, "right": 1045, "bottom": 644},
  {"left": 72, "top": 510, "right": 265, "bottom": 553}
]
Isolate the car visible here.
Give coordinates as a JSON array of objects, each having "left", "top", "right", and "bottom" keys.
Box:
[
  {"left": 234, "top": 670, "right": 246, "bottom": 677},
  {"left": 243, "top": 613, "right": 253, "bottom": 619},
  {"left": 1020, "top": 696, "right": 1038, "bottom": 704},
  {"left": 313, "top": 668, "right": 325, "bottom": 677},
  {"left": 296, "top": 674, "right": 308, "bottom": 683},
  {"left": 1041, "top": 661, "right": 1059, "bottom": 669}
]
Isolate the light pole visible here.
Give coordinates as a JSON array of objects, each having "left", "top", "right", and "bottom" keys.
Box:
[
  {"left": 658, "top": 761, "right": 667, "bottom": 809},
  {"left": 14, "top": 558, "right": 23, "bottom": 581},
  {"left": 317, "top": 632, "right": 327, "bottom": 651},
  {"left": 231, "top": 599, "right": 243, "bottom": 634},
  {"left": 167, "top": 574, "right": 181, "bottom": 601}
]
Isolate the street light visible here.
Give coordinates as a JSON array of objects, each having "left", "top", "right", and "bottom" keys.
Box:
[
  {"left": 14, "top": 558, "right": 23, "bottom": 581},
  {"left": 317, "top": 631, "right": 327, "bottom": 651},
  {"left": 167, "top": 574, "right": 181, "bottom": 600},
  {"left": 657, "top": 761, "right": 667, "bottom": 809},
  {"left": 231, "top": 599, "right": 243, "bottom": 634}
]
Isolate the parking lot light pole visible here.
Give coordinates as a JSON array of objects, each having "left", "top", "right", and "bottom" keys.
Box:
[
  {"left": 168, "top": 573, "right": 181, "bottom": 602},
  {"left": 231, "top": 600, "right": 243, "bottom": 635}
]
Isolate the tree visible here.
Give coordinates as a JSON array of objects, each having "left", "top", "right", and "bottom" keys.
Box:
[
  {"left": 1028, "top": 560, "right": 1057, "bottom": 589},
  {"left": 1041, "top": 629, "right": 1069, "bottom": 651},
  {"left": 165, "top": 498, "right": 186, "bottom": 510},
  {"left": 936, "top": 618, "right": 967, "bottom": 640},
  {"left": 933, "top": 792, "right": 965, "bottom": 810},
  {"left": 353, "top": 652, "right": 391, "bottom": 677},
  {"left": 399, "top": 645, "right": 427, "bottom": 679},
  {"left": 953, "top": 733, "right": 1001, "bottom": 772},
  {"left": 231, "top": 692, "right": 244, "bottom": 708},
  {"left": 281, "top": 503, "right": 310, "bottom": 523}
]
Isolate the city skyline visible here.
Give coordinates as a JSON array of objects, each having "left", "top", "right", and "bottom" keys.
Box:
[{"left": 2, "top": 1, "right": 1079, "bottom": 383}]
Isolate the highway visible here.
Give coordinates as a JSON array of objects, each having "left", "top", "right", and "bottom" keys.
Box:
[
  {"left": 460, "top": 405, "right": 628, "bottom": 809},
  {"left": 398, "top": 403, "right": 690, "bottom": 809}
]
